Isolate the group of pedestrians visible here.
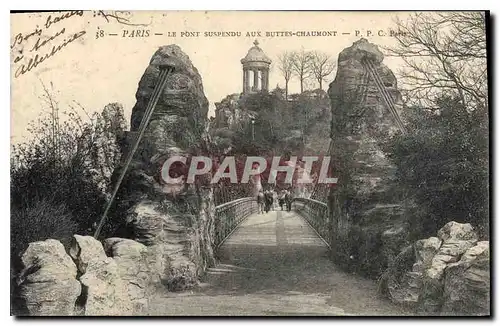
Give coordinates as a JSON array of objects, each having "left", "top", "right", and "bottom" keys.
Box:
[{"left": 257, "top": 188, "right": 292, "bottom": 214}]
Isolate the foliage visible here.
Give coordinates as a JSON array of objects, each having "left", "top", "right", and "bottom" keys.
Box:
[
  {"left": 11, "top": 88, "right": 124, "bottom": 269},
  {"left": 385, "top": 12, "right": 489, "bottom": 240},
  {"left": 10, "top": 199, "right": 78, "bottom": 270},
  {"left": 385, "top": 95, "right": 489, "bottom": 239},
  {"left": 227, "top": 90, "right": 330, "bottom": 156}
]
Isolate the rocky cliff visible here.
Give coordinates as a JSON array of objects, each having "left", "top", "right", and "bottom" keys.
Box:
[
  {"left": 327, "top": 38, "right": 407, "bottom": 277},
  {"left": 112, "top": 44, "right": 215, "bottom": 290}
]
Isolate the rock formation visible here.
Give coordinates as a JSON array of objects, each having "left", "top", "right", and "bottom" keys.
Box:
[
  {"left": 103, "top": 238, "right": 153, "bottom": 314},
  {"left": 382, "top": 221, "right": 490, "bottom": 316},
  {"left": 214, "top": 93, "right": 255, "bottom": 130},
  {"left": 16, "top": 235, "right": 165, "bottom": 316},
  {"left": 69, "top": 235, "right": 133, "bottom": 316},
  {"left": 112, "top": 44, "right": 215, "bottom": 290},
  {"left": 327, "top": 38, "right": 406, "bottom": 277},
  {"left": 17, "top": 239, "right": 81, "bottom": 316},
  {"left": 80, "top": 103, "right": 126, "bottom": 198},
  {"left": 16, "top": 45, "right": 218, "bottom": 315}
]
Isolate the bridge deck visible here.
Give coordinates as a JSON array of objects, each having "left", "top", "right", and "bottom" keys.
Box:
[{"left": 149, "top": 210, "right": 409, "bottom": 316}]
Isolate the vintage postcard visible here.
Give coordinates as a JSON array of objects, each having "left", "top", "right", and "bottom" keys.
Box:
[{"left": 10, "top": 11, "right": 490, "bottom": 316}]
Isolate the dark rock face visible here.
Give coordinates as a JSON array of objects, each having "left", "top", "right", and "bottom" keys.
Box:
[
  {"left": 210, "top": 93, "right": 257, "bottom": 153},
  {"left": 131, "top": 45, "right": 208, "bottom": 136},
  {"left": 113, "top": 45, "right": 215, "bottom": 290},
  {"left": 327, "top": 38, "right": 406, "bottom": 278}
]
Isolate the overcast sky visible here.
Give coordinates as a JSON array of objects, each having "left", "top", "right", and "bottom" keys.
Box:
[{"left": 10, "top": 11, "right": 412, "bottom": 143}]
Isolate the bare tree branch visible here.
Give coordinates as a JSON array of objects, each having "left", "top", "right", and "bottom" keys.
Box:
[
  {"left": 291, "top": 48, "right": 313, "bottom": 93},
  {"left": 310, "top": 51, "right": 336, "bottom": 90},
  {"left": 383, "top": 12, "right": 487, "bottom": 110},
  {"left": 277, "top": 51, "right": 294, "bottom": 100}
]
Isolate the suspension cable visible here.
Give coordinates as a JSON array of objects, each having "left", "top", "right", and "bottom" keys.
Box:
[
  {"left": 93, "top": 65, "right": 174, "bottom": 238},
  {"left": 362, "top": 58, "right": 407, "bottom": 134}
]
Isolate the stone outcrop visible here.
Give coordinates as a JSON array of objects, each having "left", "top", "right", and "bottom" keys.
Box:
[
  {"left": 211, "top": 93, "right": 257, "bottom": 153},
  {"left": 112, "top": 44, "right": 216, "bottom": 290},
  {"left": 103, "top": 238, "right": 153, "bottom": 314},
  {"left": 214, "top": 93, "right": 255, "bottom": 130},
  {"left": 69, "top": 235, "right": 133, "bottom": 316},
  {"left": 81, "top": 103, "right": 126, "bottom": 198},
  {"left": 442, "top": 241, "right": 490, "bottom": 315},
  {"left": 327, "top": 38, "right": 406, "bottom": 277},
  {"left": 381, "top": 221, "right": 490, "bottom": 316},
  {"left": 16, "top": 235, "right": 164, "bottom": 316},
  {"left": 16, "top": 239, "right": 81, "bottom": 316}
]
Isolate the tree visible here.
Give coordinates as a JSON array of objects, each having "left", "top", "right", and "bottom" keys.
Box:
[
  {"left": 277, "top": 51, "right": 294, "bottom": 100},
  {"left": 384, "top": 12, "right": 489, "bottom": 240},
  {"left": 310, "top": 51, "right": 336, "bottom": 90},
  {"left": 291, "top": 48, "right": 313, "bottom": 93},
  {"left": 387, "top": 12, "right": 487, "bottom": 110}
]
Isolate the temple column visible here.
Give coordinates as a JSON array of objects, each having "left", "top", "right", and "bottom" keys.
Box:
[
  {"left": 245, "top": 69, "right": 251, "bottom": 93},
  {"left": 242, "top": 68, "right": 246, "bottom": 93},
  {"left": 253, "top": 69, "right": 259, "bottom": 91},
  {"left": 243, "top": 68, "right": 247, "bottom": 93},
  {"left": 262, "top": 69, "right": 269, "bottom": 91}
]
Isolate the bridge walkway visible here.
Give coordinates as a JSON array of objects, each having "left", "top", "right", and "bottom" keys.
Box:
[{"left": 149, "top": 210, "right": 409, "bottom": 316}]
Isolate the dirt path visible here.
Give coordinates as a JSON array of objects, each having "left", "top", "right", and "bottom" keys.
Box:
[{"left": 149, "top": 210, "right": 410, "bottom": 316}]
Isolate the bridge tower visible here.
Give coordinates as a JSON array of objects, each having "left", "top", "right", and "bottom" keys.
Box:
[{"left": 241, "top": 40, "right": 271, "bottom": 94}]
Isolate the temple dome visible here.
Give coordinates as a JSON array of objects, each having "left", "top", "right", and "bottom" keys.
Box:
[{"left": 241, "top": 40, "right": 272, "bottom": 64}]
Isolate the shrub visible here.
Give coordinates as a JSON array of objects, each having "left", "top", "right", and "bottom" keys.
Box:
[
  {"left": 11, "top": 87, "right": 124, "bottom": 266},
  {"left": 10, "top": 199, "right": 78, "bottom": 271},
  {"left": 385, "top": 95, "right": 489, "bottom": 240}
]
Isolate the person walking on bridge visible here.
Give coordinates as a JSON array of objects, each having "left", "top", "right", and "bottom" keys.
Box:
[
  {"left": 278, "top": 190, "right": 286, "bottom": 211},
  {"left": 257, "top": 190, "right": 265, "bottom": 214},
  {"left": 264, "top": 189, "right": 274, "bottom": 213},
  {"left": 284, "top": 189, "right": 293, "bottom": 212}
]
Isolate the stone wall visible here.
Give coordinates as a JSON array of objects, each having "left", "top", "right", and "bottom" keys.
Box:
[
  {"left": 381, "top": 221, "right": 490, "bottom": 316},
  {"left": 327, "top": 38, "right": 407, "bottom": 277}
]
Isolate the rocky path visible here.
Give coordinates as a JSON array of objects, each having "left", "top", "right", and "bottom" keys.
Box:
[{"left": 149, "top": 210, "right": 410, "bottom": 316}]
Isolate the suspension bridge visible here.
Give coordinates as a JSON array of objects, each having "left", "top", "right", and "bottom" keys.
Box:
[
  {"left": 99, "top": 57, "right": 408, "bottom": 315},
  {"left": 149, "top": 197, "right": 408, "bottom": 315}
]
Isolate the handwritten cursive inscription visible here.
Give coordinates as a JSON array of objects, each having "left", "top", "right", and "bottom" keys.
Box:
[
  {"left": 31, "top": 27, "right": 66, "bottom": 52},
  {"left": 45, "top": 11, "right": 84, "bottom": 29},
  {"left": 14, "top": 30, "right": 86, "bottom": 78},
  {"left": 11, "top": 27, "right": 43, "bottom": 49}
]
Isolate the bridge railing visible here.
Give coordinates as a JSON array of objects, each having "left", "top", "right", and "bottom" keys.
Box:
[
  {"left": 292, "top": 197, "right": 331, "bottom": 247},
  {"left": 214, "top": 197, "right": 258, "bottom": 248}
]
